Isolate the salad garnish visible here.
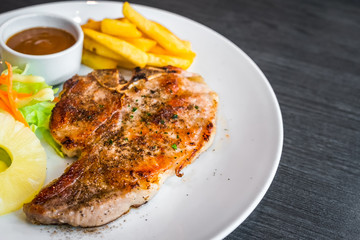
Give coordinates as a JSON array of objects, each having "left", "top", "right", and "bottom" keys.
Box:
[{"left": 0, "top": 62, "right": 64, "bottom": 157}]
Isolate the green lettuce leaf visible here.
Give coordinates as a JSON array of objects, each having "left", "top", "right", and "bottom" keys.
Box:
[{"left": 19, "top": 102, "right": 55, "bottom": 131}]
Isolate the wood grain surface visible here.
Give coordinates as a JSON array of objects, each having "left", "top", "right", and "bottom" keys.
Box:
[{"left": 1, "top": 0, "right": 359, "bottom": 239}]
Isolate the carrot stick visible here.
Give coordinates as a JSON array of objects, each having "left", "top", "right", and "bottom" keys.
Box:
[
  {"left": 4, "top": 62, "right": 29, "bottom": 127},
  {"left": 0, "top": 92, "right": 11, "bottom": 106},
  {"left": 0, "top": 74, "right": 6, "bottom": 85},
  {"left": 0, "top": 95, "right": 12, "bottom": 114},
  {"left": 16, "top": 92, "right": 33, "bottom": 98},
  {"left": 0, "top": 89, "right": 33, "bottom": 99},
  {"left": 0, "top": 92, "right": 15, "bottom": 116}
]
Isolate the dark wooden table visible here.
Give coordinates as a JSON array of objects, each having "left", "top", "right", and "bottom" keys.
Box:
[{"left": 1, "top": 0, "right": 359, "bottom": 239}]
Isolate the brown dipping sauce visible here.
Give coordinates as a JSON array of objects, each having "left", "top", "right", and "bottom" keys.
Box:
[{"left": 6, "top": 27, "right": 76, "bottom": 55}]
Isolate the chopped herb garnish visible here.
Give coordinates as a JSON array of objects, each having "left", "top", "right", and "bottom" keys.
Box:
[
  {"left": 128, "top": 105, "right": 130, "bottom": 107},
  {"left": 160, "top": 119, "right": 165, "bottom": 124},
  {"left": 125, "top": 138, "right": 128, "bottom": 141},
  {"left": 172, "top": 114, "right": 178, "bottom": 119},
  {"left": 177, "top": 135, "right": 179, "bottom": 139},
  {"left": 171, "top": 144, "right": 178, "bottom": 150},
  {"left": 136, "top": 99, "right": 138, "bottom": 102},
  {"left": 164, "top": 132, "right": 168, "bottom": 134},
  {"left": 147, "top": 113, "right": 151, "bottom": 116},
  {"left": 107, "top": 139, "right": 113, "bottom": 145},
  {"left": 99, "top": 104, "right": 104, "bottom": 108},
  {"left": 132, "top": 107, "right": 137, "bottom": 112},
  {"left": 195, "top": 105, "right": 199, "bottom": 109},
  {"left": 130, "top": 115, "right": 134, "bottom": 118}
]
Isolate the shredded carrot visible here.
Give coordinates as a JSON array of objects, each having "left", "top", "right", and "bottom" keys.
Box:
[
  {"left": 0, "top": 95, "right": 13, "bottom": 114},
  {"left": 0, "top": 92, "right": 11, "bottom": 107},
  {"left": 53, "top": 96, "right": 60, "bottom": 103},
  {"left": 0, "top": 74, "right": 7, "bottom": 85},
  {"left": 0, "top": 89, "right": 33, "bottom": 99},
  {"left": 16, "top": 92, "right": 33, "bottom": 98},
  {"left": 0, "top": 62, "right": 29, "bottom": 127}
]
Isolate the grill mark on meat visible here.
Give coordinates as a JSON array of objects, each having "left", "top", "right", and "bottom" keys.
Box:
[
  {"left": 61, "top": 137, "right": 74, "bottom": 148},
  {"left": 24, "top": 66, "right": 218, "bottom": 227},
  {"left": 203, "top": 122, "right": 214, "bottom": 142},
  {"left": 151, "top": 106, "right": 175, "bottom": 126}
]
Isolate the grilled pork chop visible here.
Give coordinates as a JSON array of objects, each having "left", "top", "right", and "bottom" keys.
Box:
[{"left": 23, "top": 66, "right": 218, "bottom": 227}]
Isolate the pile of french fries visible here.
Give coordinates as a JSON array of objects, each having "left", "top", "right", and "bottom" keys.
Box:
[{"left": 81, "top": 2, "right": 195, "bottom": 70}]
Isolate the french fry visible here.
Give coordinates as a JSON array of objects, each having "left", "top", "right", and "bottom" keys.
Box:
[
  {"left": 151, "top": 21, "right": 192, "bottom": 50},
  {"left": 83, "top": 36, "right": 127, "bottom": 61},
  {"left": 81, "top": 19, "right": 101, "bottom": 31},
  {"left": 148, "top": 44, "right": 168, "bottom": 55},
  {"left": 147, "top": 53, "right": 193, "bottom": 70},
  {"left": 101, "top": 18, "right": 142, "bottom": 38},
  {"left": 123, "top": 2, "right": 196, "bottom": 59},
  {"left": 181, "top": 40, "right": 192, "bottom": 50},
  {"left": 149, "top": 44, "right": 194, "bottom": 64},
  {"left": 117, "top": 17, "right": 131, "bottom": 23},
  {"left": 83, "top": 28, "right": 148, "bottom": 67},
  {"left": 121, "top": 37, "right": 156, "bottom": 52},
  {"left": 82, "top": 49, "right": 118, "bottom": 69},
  {"left": 149, "top": 44, "right": 186, "bottom": 57},
  {"left": 83, "top": 38, "right": 137, "bottom": 69}
]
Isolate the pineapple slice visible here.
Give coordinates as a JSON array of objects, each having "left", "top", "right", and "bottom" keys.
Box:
[{"left": 0, "top": 111, "right": 46, "bottom": 216}]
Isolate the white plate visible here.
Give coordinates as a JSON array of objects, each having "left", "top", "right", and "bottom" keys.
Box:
[{"left": 0, "top": 1, "right": 283, "bottom": 239}]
